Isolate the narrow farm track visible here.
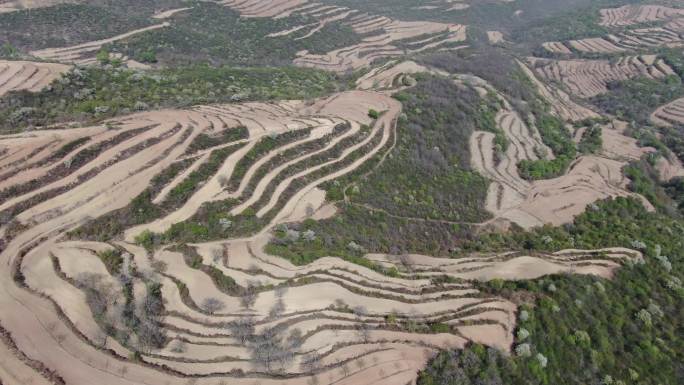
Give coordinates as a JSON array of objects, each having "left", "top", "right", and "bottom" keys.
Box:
[
  {"left": 0, "top": 0, "right": 76, "bottom": 14},
  {"left": 30, "top": 23, "right": 170, "bottom": 65}
]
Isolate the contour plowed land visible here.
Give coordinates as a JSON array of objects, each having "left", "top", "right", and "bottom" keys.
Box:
[
  {"left": 0, "top": 60, "right": 70, "bottom": 97},
  {"left": 218, "top": 0, "right": 467, "bottom": 72},
  {"left": 0, "top": 0, "right": 75, "bottom": 14},
  {"left": 599, "top": 4, "right": 684, "bottom": 27},
  {"left": 466, "top": 72, "right": 654, "bottom": 229},
  {"left": 10, "top": 1, "right": 466, "bottom": 71},
  {"left": 651, "top": 97, "right": 684, "bottom": 126},
  {"left": 529, "top": 55, "right": 675, "bottom": 98},
  {"left": 0, "top": 67, "right": 642, "bottom": 385},
  {"left": 543, "top": 4, "right": 684, "bottom": 54},
  {"left": 550, "top": 28, "right": 684, "bottom": 54}
]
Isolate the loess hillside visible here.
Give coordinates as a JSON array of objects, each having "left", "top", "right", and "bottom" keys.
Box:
[{"left": 0, "top": 1, "right": 682, "bottom": 385}]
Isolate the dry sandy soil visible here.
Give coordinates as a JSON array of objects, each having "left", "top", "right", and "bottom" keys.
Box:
[
  {"left": 8, "top": 1, "right": 468, "bottom": 72},
  {"left": 465, "top": 69, "right": 655, "bottom": 229},
  {"left": 0, "top": 60, "right": 70, "bottom": 97},
  {"left": 543, "top": 4, "right": 684, "bottom": 55},
  {"left": 0, "top": 56, "right": 652, "bottom": 385},
  {"left": 219, "top": 0, "right": 467, "bottom": 72},
  {"left": 487, "top": 30, "right": 504, "bottom": 44},
  {"left": 651, "top": 97, "right": 684, "bottom": 127},
  {"left": 529, "top": 55, "right": 675, "bottom": 98}
]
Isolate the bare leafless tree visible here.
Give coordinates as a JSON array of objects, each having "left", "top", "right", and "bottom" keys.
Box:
[
  {"left": 137, "top": 318, "right": 165, "bottom": 352},
  {"left": 211, "top": 247, "right": 223, "bottom": 265},
  {"left": 274, "top": 285, "right": 288, "bottom": 298},
  {"left": 170, "top": 339, "right": 187, "bottom": 353},
  {"left": 240, "top": 281, "right": 258, "bottom": 309},
  {"left": 340, "top": 363, "right": 350, "bottom": 378},
  {"left": 249, "top": 326, "right": 296, "bottom": 372},
  {"left": 358, "top": 324, "right": 371, "bottom": 343},
  {"left": 398, "top": 254, "right": 413, "bottom": 273},
  {"left": 305, "top": 203, "right": 315, "bottom": 217},
  {"left": 301, "top": 352, "right": 322, "bottom": 373},
  {"left": 201, "top": 297, "right": 225, "bottom": 315},
  {"left": 227, "top": 316, "right": 255, "bottom": 344},
  {"left": 269, "top": 298, "right": 286, "bottom": 319}
]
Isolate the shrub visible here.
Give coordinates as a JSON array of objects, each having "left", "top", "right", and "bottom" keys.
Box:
[
  {"left": 429, "top": 323, "right": 450, "bottom": 333},
  {"left": 515, "top": 343, "right": 532, "bottom": 357},
  {"left": 536, "top": 353, "right": 548, "bottom": 368},
  {"left": 97, "top": 249, "right": 123, "bottom": 275}
]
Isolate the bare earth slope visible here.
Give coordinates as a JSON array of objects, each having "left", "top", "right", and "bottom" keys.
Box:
[
  {"left": 0, "top": 60, "right": 70, "bottom": 97},
  {"left": 544, "top": 4, "right": 684, "bottom": 54},
  {"left": 217, "top": 0, "right": 467, "bottom": 72},
  {"left": 0, "top": 61, "right": 644, "bottom": 384},
  {"left": 465, "top": 69, "right": 654, "bottom": 229}
]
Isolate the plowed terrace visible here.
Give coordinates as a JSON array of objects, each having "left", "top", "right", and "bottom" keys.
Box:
[{"left": 0, "top": 59, "right": 647, "bottom": 385}]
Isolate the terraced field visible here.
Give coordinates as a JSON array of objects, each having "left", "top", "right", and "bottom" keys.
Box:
[
  {"left": 217, "top": 0, "right": 467, "bottom": 72},
  {"left": 543, "top": 4, "right": 684, "bottom": 54},
  {"left": 0, "top": 58, "right": 648, "bottom": 385},
  {"left": 651, "top": 96, "right": 684, "bottom": 126},
  {"left": 466, "top": 70, "right": 654, "bottom": 229},
  {"left": 529, "top": 55, "right": 675, "bottom": 98},
  {"left": 546, "top": 28, "right": 684, "bottom": 55},
  {"left": 0, "top": 59, "right": 70, "bottom": 97},
  {"left": 13, "top": 0, "right": 467, "bottom": 72},
  {"left": 598, "top": 4, "right": 684, "bottom": 27},
  {"left": 1, "top": 2, "right": 682, "bottom": 383},
  {"left": 517, "top": 60, "right": 598, "bottom": 122}
]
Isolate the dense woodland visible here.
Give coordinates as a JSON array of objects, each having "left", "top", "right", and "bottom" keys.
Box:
[
  {"left": 421, "top": 197, "right": 684, "bottom": 385},
  {"left": 349, "top": 76, "right": 496, "bottom": 222},
  {"left": 268, "top": 76, "right": 497, "bottom": 261},
  {"left": 110, "top": 2, "right": 366, "bottom": 67}
]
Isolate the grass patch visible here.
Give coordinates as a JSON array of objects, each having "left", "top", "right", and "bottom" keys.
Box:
[{"left": 97, "top": 248, "right": 124, "bottom": 275}]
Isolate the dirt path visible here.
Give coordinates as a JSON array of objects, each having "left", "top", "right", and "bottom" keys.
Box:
[{"left": 30, "top": 23, "right": 170, "bottom": 65}]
